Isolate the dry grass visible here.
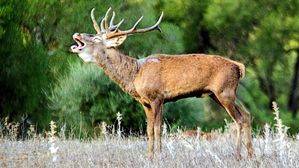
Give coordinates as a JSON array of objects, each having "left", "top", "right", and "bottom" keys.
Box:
[
  {"left": 1, "top": 103, "right": 299, "bottom": 168},
  {"left": 0, "top": 134, "right": 299, "bottom": 167},
  {"left": 1, "top": 126, "right": 299, "bottom": 167}
]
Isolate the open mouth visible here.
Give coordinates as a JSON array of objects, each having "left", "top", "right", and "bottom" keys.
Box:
[{"left": 70, "top": 34, "right": 86, "bottom": 52}]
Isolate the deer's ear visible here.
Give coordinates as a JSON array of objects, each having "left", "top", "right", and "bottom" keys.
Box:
[{"left": 102, "top": 35, "right": 127, "bottom": 47}]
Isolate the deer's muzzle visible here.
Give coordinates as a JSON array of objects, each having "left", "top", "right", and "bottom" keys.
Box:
[{"left": 70, "top": 33, "right": 86, "bottom": 53}]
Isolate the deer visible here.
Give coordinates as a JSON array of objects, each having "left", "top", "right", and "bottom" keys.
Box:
[{"left": 70, "top": 7, "right": 254, "bottom": 159}]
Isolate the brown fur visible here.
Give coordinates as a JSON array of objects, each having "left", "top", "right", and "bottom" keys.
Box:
[
  {"left": 92, "top": 45, "right": 253, "bottom": 159},
  {"left": 134, "top": 54, "right": 245, "bottom": 104},
  {"left": 93, "top": 46, "right": 139, "bottom": 96}
]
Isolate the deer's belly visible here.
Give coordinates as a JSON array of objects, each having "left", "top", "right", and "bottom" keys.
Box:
[
  {"left": 163, "top": 88, "right": 212, "bottom": 102},
  {"left": 162, "top": 82, "right": 211, "bottom": 100}
]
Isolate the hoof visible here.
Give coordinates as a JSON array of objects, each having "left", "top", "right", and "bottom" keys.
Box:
[
  {"left": 147, "top": 153, "right": 154, "bottom": 160},
  {"left": 236, "top": 153, "right": 242, "bottom": 161},
  {"left": 247, "top": 151, "right": 254, "bottom": 159}
]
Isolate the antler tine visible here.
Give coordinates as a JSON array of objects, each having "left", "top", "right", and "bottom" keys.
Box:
[
  {"left": 91, "top": 8, "right": 101, "bottom": 34},
  {"left": 127, "top": 16, "right": 144, "bottom": 32},
  {"left": 112, "top": 16, "right": 143, "bottom": 34},
  {"left": 109, "top": 11, "right": 116, "bottom": 28},
  {"left": 99, "top": 7, "right": 112, "bottom": 33},
  {"left": 108, "top": 11, "right": 123, "bottom": 31},
  {"left": 134, "top": 12, "right": 163, "bottom": 33},
  {"left": 108, "top": 11, "right": 126, "bottom": 32},
  {"left": 100, "top": 17, "right": 105, "bottom": 32},
  {"left": 106, "top": 12, "right": 164, "bottom": 38},
  {"left": 113, "top": 19, "right": 124, "bottom": 31},
  {"left": 104, "top": 7, "right": 112, "bottom": 29}
]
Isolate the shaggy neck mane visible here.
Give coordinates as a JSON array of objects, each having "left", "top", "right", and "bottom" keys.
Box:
[{"left": 94, "top": 47, "right": 139, "bottom": 96}]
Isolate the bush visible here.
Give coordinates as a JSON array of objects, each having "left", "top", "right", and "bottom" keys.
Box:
[{"left": 49, "top": 62, "right": 144, "bottom": 137}]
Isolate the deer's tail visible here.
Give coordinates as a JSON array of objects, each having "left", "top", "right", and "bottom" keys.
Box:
[
  {"left": 231, "top": 61, "right": 246, "bottom": 79},
  {"left": 237, "top": 63, "right": 246, "bottom": 79}
]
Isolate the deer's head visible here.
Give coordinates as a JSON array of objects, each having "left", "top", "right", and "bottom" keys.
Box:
[{"left": 71, "top": 7, "right": 163, "bottom": 62}]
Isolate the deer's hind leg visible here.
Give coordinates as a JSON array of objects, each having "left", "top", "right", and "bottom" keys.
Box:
[
  {"left": 235, "top": 104, "right": 254, "bottom": 157},
  {"left": 213, "top": 89, "right": 244, "bottom": 159}
]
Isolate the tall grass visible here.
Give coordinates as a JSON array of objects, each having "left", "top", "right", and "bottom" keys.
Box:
[{"left": 0, "top": 103, "right": 299, "bottom": 167}]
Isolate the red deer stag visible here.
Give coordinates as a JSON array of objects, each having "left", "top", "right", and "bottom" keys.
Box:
[{"left": 70, "top": 7, "right": 254, "bottom": 159}]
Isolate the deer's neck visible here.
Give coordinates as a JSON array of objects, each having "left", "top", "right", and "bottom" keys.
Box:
[{"left": 94, "top": 47, "right": 139, "bottom": 96}]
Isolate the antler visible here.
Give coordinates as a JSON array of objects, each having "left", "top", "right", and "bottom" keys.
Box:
[
  {"left": 90, "top": 7, "right": 163, "bottom": 38},
  {"left": 106, "top": 11, "right": 163, "bottom": 39}
]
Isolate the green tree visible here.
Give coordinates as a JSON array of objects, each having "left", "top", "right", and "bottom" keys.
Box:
[{"left": 0, "top": 0, "right": 51, "bottom": 128}]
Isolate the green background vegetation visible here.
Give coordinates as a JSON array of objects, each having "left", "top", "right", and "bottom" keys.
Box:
[{"left": 1, "top": 0, "right": 299, "bottom": 136}]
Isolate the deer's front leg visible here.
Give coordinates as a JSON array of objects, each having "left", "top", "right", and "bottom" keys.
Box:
[
  {"left": 152, "top": 99, "right": 163, "bottom": 154},
  {"left": 143, "top": 105, "right": 154, "bottom": 159}
]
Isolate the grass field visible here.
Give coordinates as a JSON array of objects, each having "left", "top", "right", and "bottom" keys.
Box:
[
  {"left": 1, "top": 107, "right": 299, "bottom": 167},
  {"left": 1, "top": 132, "right": 299, "bottom": 167},
  {"left": 1, "top": 125, "right": 299, "bottom": 167}
]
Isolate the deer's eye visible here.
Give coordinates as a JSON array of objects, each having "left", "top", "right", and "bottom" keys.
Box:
[{"left": 92, "top": 36, "right": 102, "bottom": 42}]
